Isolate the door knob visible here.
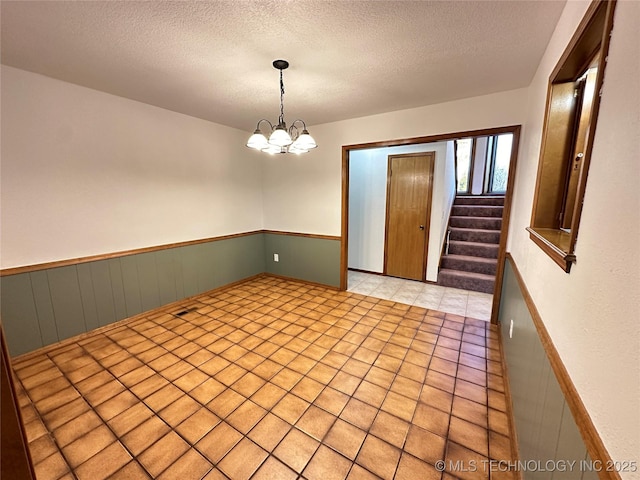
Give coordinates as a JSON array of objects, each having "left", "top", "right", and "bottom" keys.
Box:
[{"left": 419, "top": 225, "right": 425, "bottom": 230}]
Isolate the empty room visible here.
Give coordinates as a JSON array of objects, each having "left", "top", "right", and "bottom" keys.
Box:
[{"left": 1, "top": 1, "right": 638, "bottom": 480}]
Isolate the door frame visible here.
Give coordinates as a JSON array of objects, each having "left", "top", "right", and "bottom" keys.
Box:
[
  {"left": 340, "top": 125, "right": 521, "bottom": 324},
  {"left": 383, "top": 152, "right": 435, "bottom": 281}
]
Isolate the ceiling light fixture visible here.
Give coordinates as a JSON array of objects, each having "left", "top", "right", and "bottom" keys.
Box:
[{"left": 246, "top": 60, "right": 317, "bottom": 155}]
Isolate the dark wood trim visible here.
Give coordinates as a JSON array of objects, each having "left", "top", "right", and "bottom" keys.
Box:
[
  {"left": 342, "top": 125, "right": 523, "bottom": 151},
  {"left": 504, "top": 253, "right": 621, "bottom": 480},
  {"left": 263, "top": 273, "right": 340, "bottom": 291},
  {"left": 340, "top": 146, "right": 350, "bottom": 291},
  {"left": 382, "top": 155, "right": 393, "bottom": 276},
  {"left": 490, "top": 126, "right": 521, "bottom": 324},
  {"left": 528, "top": 0, "right": 616, "bottom": 272},
  {"left": 0, "top": 230, "right": 341, "bottom": 277},
  {"left": 262, "top": 230, "right": 341, "bottom": 241},
  {"left": 1, "top": 323, "right": 36, "bottom": 479},
  {"left": 497, "top": 326, "right": 523, "bottom": 480},
  {"left": 550, "top": 0, "right": 609, "bottom": 81},
  {"left": 564, "top": 0, "right": 616, "bottom": 260},
  {"left": 526, "top": 227, "right": 575, "bottom": 272},
  {"left": 467, "top": 137, "right": 477, "bottom": 194}
]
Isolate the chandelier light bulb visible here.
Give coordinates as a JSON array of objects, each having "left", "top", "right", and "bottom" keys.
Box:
[{"left": 246, "top": 60, "right": 316, "bottom": 155}]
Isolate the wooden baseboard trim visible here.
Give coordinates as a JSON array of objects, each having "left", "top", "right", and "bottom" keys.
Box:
[
  {"left": 1, "top": 230, "right": 342, "bottom": 277},
  {"left": 263, "top": 273, "right": 340, "bottom": 291},
  {"left": 505, "top": 253, "right": 620, "bottom": 480},
  {"left": 11, "top": 273, "right": 266, "bottom": 363}
]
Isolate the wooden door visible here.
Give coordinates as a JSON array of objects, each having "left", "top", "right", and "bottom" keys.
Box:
[{"left": 385, "top": 152, "right": 435, "bottom": 280}]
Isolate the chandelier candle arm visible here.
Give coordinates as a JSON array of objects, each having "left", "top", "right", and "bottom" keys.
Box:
[{"left": 246, "top": 60, "right": 317, "bottom": 155}]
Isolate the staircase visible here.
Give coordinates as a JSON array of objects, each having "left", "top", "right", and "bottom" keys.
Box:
[{"left": 438, "top": 195, "right": 504, "bottom": 294}]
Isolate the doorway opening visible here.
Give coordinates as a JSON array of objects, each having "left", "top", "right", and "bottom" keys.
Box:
[{"left": 341, "top": 126, "right": 521, "bottom": 324}]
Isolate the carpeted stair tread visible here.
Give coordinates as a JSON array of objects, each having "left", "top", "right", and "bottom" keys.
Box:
[
  {"left": 454, "top": 196, "right": 505, "bottom": 206},
  {"left": 452, "top": 205, "right": 504, "bottom": 217},
  {"left": 450, "top": 227, "right": 501, "bottom": 243},
  {"left": 438, "top": 269, "right": 495, "bottom": 294},
  {"left": 449, "top": 240, "right": 499, "bottom": 259},
  {"left": 441, "top": 254, "right": 497, "bottom": 275},
  {"left": 450, "top": 216, "right": 502, "bottom": 230}
]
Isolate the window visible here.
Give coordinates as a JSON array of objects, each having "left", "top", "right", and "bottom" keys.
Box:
[
  {"left": 485, "top": 134, "right": 513, "bottom": 194},
  {"left": 455, "top": 138, "right": 473, "bottom": 193},
  {"left": 527, "top": 0, "right": 616, "bottom": 272}
]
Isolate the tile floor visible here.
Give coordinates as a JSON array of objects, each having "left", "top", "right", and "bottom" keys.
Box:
[
  {"left": 13, "top": 275, "right": 514, "bottom": 480},
  {"left": 347, "top": 271, "right": 493, "bottom": 322}
]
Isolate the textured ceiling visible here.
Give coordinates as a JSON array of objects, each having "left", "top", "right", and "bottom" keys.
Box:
[{"left": 1, "top": 1, "right": 566, "bottom": 132}]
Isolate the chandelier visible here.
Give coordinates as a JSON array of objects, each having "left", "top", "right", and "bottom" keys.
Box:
[{"left": 246, "top": 60, "right": 317, "bottom": 155}]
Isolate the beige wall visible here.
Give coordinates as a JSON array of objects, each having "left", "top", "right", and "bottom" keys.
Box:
[
  {"left": 0, "top": 66, "right": 263, "bottom": 269},
  {"left": 261, "top": 88, "right": 528, "bottom": 236},
  {"left": 507, "top": 0, "right": 640, "bottom": 472}
]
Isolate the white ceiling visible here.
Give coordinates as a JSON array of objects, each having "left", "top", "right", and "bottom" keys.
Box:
[{"left": 1, "top": 1, "right": 566, "bottom": 132}]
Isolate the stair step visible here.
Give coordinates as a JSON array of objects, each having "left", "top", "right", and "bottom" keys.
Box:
[
  {"left": 450, "top": 227, "right": 501, "bottom": 244},
  {"left": 441, "top": 254, "right": 497, "bottom": 275},
  {"left": 449, "top": 240, "right": 499, "bottom": 259},
  {"left": 452, "top": 205, "right": 503, "bottom": 218},
  {"left": 454, "top": 196, "right": 505, "bottom": 206},
  {"left": 450, "top": 216, "right": 502, "bottom": 230},
  {"left": 438, "top": 269, "right": 495, "bottom": 294}
]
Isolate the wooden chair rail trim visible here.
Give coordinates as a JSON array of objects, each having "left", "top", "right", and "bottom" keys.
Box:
[
  {"left": 0, "top": 230, "right": 340, "bottom": 277},
  {"left": 262, "top": 230, "right": 341, "bottom": 241},
  {"left": 505, "top": 253, "right": 621, "bottom": 480}
]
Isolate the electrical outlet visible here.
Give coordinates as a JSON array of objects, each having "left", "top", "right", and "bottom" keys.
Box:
[
  {"left": 273, "top": 253, "right": 279, "bottom": 262},
  {"left": 509, "top": 319, "right": 514, "bottom": 339}
]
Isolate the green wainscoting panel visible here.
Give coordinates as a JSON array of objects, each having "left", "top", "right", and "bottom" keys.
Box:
[
  {"left": 179, "top": 244, "right": 201, "bottom": 297},
  {"left": 1, "top": 232, "right": 266, "bottom": 356},
  {"left": 120, "top": 255, "right": 144, "bottom": 318},
  {"left": 155, "top": 248, "right": 179, "bottom": 306},
  {"left": 0, "top": 273, "right": 43, "bottom": 354},
  {"left": 136, "top": 254, "right": 161, "bottom": 312},
  {"left": 212, "top": 234, "right": 266, "bottom": 287},
  {"left": 30, "top": 270, "right": 59, "bottom": 345},
  {"left": 47, "top": 266, "right": 87, "bottom": 341},
  {"left": 90, "top": 260, "right": 118, "bottom": 328},
  {"left": 499, "top": 258, "right": 593, "bottom": 480},
  {"left": 264, "top": 234, "right": 341, "bottom": 288},
  {"left": 76, "top": 263, "right": 100, "bottom": 333},
  {"left": 108, "top": 258, "right": 128, "bottom": 321}
]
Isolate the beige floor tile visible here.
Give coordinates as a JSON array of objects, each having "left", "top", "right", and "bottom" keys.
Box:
[
  {"left": 356, "top": 435, "right": 401, "bottom": 480},
  {"left": 218, "top": 437, "right": 268, "bottom": 480},
  {"left": 15, "top": 276, "right": 512, "bottom": 480},
  {"left": 248, "top": 412, "right": 291, "bottom": 452},
  {"left": 274, "top": 428, "right": 320, "bottom": 473},
  {"left": 138, "top": 431, "right": 189, "bottom": 477},
  {"left": 196, "top": 422, "right": 242, "bottom": 463},
  {"left": 303, "top": 445, "right": 352, "bottom": 480},
  {"left": 369, "top": 410, "right": 410, "bottom": 448}
]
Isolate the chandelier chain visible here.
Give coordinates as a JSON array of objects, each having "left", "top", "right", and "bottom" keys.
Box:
[{"left": 279, "top": 69, "right": 285, "bottom": 125}]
